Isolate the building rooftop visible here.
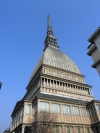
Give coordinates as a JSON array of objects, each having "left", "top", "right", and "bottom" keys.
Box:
[
  {"left": 37, "top": 92, "right": 88, "bottom": 105},
  {"left": 88, "top": 26, "right": 100, "bottom": 43}
]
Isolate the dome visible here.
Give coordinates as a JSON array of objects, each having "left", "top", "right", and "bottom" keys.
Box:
[
  {"left": 30, "top": 46, "right": 81, "bottom": 80},
  {"left": 43, "top": 46, "right": 81, "bottom": 74}
]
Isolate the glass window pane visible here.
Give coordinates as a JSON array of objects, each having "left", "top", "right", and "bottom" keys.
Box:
[
  {"left": 63, "top": 105, "right": 70, "bottom": 115},
  {"left": 98, "top": 105, "right": 100, "bottom": 113},
  {"left": 53, "top": 104, "right": 60, "bottom": 113},
  {"left": 87, "top": 128, "right": 90, "bottom": 133},
  {"left": 67, "top": 127, "right": 70, "bottom": 133},
  {"left": 26, "top": 104, "right": 31, "bottom": 114},
  {"left": 40, "top": 102, "right": 49, "bottom": 112},
  {"left": 89, "top": 106, "right": 95, "bottom": 115},
  {"left": 77, "top": 128, "right": 81, "bottom": 133},
  {"left": 55, "top": 126, "right": 59, "bottom": 133},
  {"left": 81, "top": 107, "right": 87, "bottom": 116},
  {"left": 73, "top": 106, "right": 79, "bottom": 115}
]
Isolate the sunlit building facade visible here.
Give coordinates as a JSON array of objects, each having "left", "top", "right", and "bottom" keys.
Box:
[{"left": 10, "top": 16, "right": 100, "bottom": 133}]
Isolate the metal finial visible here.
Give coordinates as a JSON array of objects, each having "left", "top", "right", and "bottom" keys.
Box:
[
  {"left": 48, "top": 14, "right": 51, "bottom": 27},
  {"left": 47, "top": 14, "right": 53, "bottom": 33}
]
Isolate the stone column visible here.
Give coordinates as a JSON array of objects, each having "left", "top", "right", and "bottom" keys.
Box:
[
  {"left": 60, "top": 104, "right": 62, "bottom": 122},
  {"left": 74, "top": 85, "right": 76, "bottom": 93},
  {"left": 70, "top": 105, "right": 73, "bottom": 123},
  {"left": 53, "top": 80, "right": 54, "bottom": 88},
  {"left": 66, "top": 83, "right": 68, "bottom": 92},
  {"left": 72, "top": 126, "right": 76, "bottom": 133},
  {"left": 82, "top": 88, "right": 85, "bottom": 95},
  {"left": 21, "top": 125, "right": 25, "bottom": 133},
  {"left": 40, "top": 77, "right": 42, "bottom": 87},
  {"left": 62, "top": 125, "right": 65, "bottom": 133},
  {"left": 43, "top": 78, "right": 45, "bottom": 86},
  {"left": 50, "top": 79, "right": 51, "bottom": 88},
  {"left": 83, "top": 126, "right": 86, "bottom": 133},
  {"left": 64, "top": 83, "right": 66, "bottom": 91},
  {"left": 55, "top": 81, "right": 57, "bottom": 89},
  {"left": 82, "top": 88, "right": 83, "bottom": 95},
  {"left": 59, "top": 82, "right": 60, "bottom": 90},
  {"left": 63, "top": 83, "right": 65, "bottom": 90},
  {"left": 94, "top": 103, "right": 99, "bottom": 122},
  {"left": 90, "top": 89, "right": 93, "bottom": 96},
  {"left": 76, "top": 86, "right": 78, "bottom": 94},
  {"left": 79, "top": 106, "right": 83, "bottom": 124}
]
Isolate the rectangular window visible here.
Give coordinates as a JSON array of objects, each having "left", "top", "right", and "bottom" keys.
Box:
[
  {"left": 32, "top": 104, "right": 37, "bottom": 114},
  {"left": 89, "top": 106, "right": 95, "bottom": 115},
  {"left": 26, "top": 104, "right": 31, "bottom": 114},
  {"left": 40, "top": 102, "right": 49, "bottom": 112},
  {"left": 63, "top": 105, "right": 70, "bottom": 115},
  {"left": 53, "top": 103, "right": 60, "bottom": 113},
  {"left": 81, "top": 107, "right": 87, "bottom": 116},
  {"left": 87, "top": 128, "right": 90, "bottom": 133},
  {"left": 55, "top": 126, "right": 59, "bottom": 133},
  {"left": 98, "top": 105, "right": 100, "bottom": 113},
  {"left": 73, "top": 106, "right": 79, "bottom": 116},
  {"left": 77, "top": 128, "right": 81, "bottom": 133},
  {"left": 67, "top": 127, "right": 70, "bottom": 133}
]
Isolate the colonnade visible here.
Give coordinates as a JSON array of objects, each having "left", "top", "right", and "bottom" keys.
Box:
[{"left": 41, "top": 78, "right": 93, "bottom": 96}]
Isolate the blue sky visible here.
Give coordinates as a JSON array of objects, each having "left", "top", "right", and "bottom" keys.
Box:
[{"left": 0, "top": 0, "right": 100, "bottom": 132}]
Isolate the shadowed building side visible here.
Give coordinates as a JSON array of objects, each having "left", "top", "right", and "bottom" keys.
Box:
[{"left": 87, "top": 27, "right": 100, "bottom": 76}]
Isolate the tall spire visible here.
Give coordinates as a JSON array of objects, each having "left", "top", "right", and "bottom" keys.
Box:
[
  {"left": 47, "top": 14, "right": 54, "bottom": 36},
  {"left": 44, "top": 15, "right": 59, "bottom": 51}
]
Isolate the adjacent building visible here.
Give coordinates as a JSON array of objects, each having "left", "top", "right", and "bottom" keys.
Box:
[
  {"left": 0, "top": 82, "right": 2, "bottom": 89},
  {"left": 10, "top": 16, "right": 100, "bottom": 133},
  {"left": 87, "top": 27, "right": 100, "bottom": 76}
]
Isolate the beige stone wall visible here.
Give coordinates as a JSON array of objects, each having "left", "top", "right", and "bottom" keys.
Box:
[{"left": 38, "top": 99, "right": 93, "bottom": 125}]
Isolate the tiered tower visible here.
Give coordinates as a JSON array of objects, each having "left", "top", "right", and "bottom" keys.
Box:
[{"left": 10, "top": 16, "right": 100, "bottom": 133}]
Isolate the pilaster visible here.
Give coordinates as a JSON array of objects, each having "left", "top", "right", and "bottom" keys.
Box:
[{"left": 21, "top": 125, "right": 25, "bottom": 133}]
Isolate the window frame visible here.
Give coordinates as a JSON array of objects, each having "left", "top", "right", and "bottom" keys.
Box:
[
  {"left": 40, "top": 102, "right": 49, "bottom": 112},
  {"left": 52, "top": 103, "right": 60, "bottom": 113},
  {"left": 55, "top": 126, "right": 59, "bottom": 133},
  {"left": 97, "top": 105, "right": 100, "bottom": 113},
  {"left": 63, "top": 105, "right": 70, "bottom": 115},
  {"left": 77, "top": 127, "right": 81, "bottom": 133},
  {"left": 26, "top": 104, "right": 32, "bottom": 115},
  {"left": 81, "top": 107, "right": 87, "bottom": 117},
  {"left": 73, "top": 106, "right": 79, "bottom": 116},
  {"left": 67, "top": 127, "right": 70, "bottom": 133}
]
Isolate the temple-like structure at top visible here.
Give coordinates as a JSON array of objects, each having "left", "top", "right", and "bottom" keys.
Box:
[{"left": 10, "top": 15, "right": 100, "bottom": 133}]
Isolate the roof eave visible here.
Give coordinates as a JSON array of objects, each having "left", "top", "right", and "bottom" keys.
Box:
[{"left": 88, "top": 27, "right": 100, "bottom": 42}]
